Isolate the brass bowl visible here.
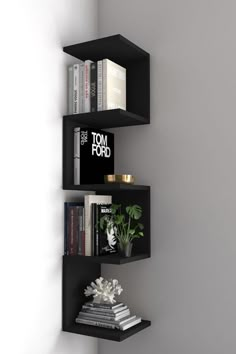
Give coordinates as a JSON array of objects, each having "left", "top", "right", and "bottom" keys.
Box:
[{"left": 104, "top": 174, "right": 135, "bottom": 184}]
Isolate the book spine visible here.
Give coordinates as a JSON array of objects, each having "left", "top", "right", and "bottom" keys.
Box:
[
  {"left": 68, "top": 207, "right": 75, "bottom": 255},
  {"left": 79, "top": 312, "right": 124, "bottom": 323},
  {"left": 102, "top": 59, "right": 107, "bottom": 110},
  {"left": 97, "top": 60, "right": 103, "bottom": 111},
  {"left": 82, "top": 305, "right": 128, "bottom": 314},
  {"left": 64, "top": 203, "right": 68, "bottom": 255},
  {"left": 90, "top": 62, "right": 97, "bottom": 112},
  {"left": 68, "top": 66, "right": 73, "bottom": 114},
  {"left": 82, "top": 207, "right": 85, "bottom": 255},
  {"left": 84, "top": 60, "right": 93, "bottom": 113},
  {"left": 73, "top": 64, "right": 79, "bottom": 114},
  {"left": 75, "top": 318, "right": 118, "bottom": 330},
  {"left": 86, "top": 302, "right": 123, "bottom": 309},
  {"left": 79, "top": 63, "right": 84, "bottom": 113},
  {"left": 74, "top": 128, "right": 80, "bottom": 185},
  {"left": 95, "top": 204, "right": 99, "bottom": 256},
  {"left": 78, "top": 207, "right": 83, "bottom": 255},
  {"left": 92, "top": 204, "right": 95, "bottom": 256}
]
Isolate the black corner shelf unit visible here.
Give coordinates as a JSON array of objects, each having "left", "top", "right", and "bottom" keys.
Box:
[{"left": 62, "top": 34, "right": 151, "bottom": 342}]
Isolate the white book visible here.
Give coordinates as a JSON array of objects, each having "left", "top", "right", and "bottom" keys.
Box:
[
  {"left": 68, "top": 66, "right": 73, "bottom": 114},
  {"left": 73, "top": 64, "right": 79, "bottom": 114},
  {"left": 84, "top": 195, "right": 112, "bottom": 256},
  {"left": 102, "top": 59, "right": 126, "bottom": 111},
  {"left": 120, "top": 316, "right": 142, "bottom": 331},
  {"left": 78, "top": 311, "right": 130, "bottom": 323},
  {"left": 81, "top": 309, "right": 130, "bottom": 320},
  {"left": 74, "top": 128, "right": 80, "bottom": 184},
  {"left": 75, "top": 317, "right": 117, "bottom": 329},
  {"left": 84, "top": 60, "right": 93, "bottom": 113},
  {"left": 79, "top": 63, "right": 84, "bottom": 113},
  {"left": 97, "top": 60, "right": 103, "bottom": 111},
  {"left": 82, "top": 304, "right": 128, "bottom": 314}
]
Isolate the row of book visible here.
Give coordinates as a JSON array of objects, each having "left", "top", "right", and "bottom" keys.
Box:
[
  {"left": 76, "top": 301, "right": 141, "bottom": 331},
  {"left": 65, "top": 195, "right": 117, "bottom": 256},
  {"left": 68, "top": 58, "right": 126, "bottom": 115}
]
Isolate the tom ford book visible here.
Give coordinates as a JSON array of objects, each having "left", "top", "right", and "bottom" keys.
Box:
[{"left": 74, "top": 128, "right": 114, "bottom": 185}]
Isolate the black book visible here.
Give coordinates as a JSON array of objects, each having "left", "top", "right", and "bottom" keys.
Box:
[
  {"left": 94, "top": 204, "right": 117, "bottom": 255},
  {"left": 74, "top": 128, "right": 114, "bottom": 185},
  {"left": 90, "top": 62, "right": 97, "bottom": 112}
]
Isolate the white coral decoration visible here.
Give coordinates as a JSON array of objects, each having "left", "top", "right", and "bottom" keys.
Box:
[{"left": 84, "top": 277, "right": 123, "bottom": 304}]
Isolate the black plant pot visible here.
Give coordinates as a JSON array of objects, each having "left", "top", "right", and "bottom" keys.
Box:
[{"left": 118, "top": 242, "right": 133, "bottom": 257}]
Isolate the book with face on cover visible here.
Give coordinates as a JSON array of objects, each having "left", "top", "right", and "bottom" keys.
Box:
[
  {"left": 92, "top": 203, "right": 117, "bottom": 256},
  {"left": 84, "top": 195, "right": 112, "bottom": 256}
]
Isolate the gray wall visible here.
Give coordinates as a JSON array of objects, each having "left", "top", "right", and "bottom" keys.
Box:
[{"left": 98, "top": 1, "right": 236, "bottom": 353}]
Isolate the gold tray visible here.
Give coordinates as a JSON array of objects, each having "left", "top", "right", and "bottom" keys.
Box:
[{"left": 104, "top": 174, "right": 135, "bottom": 184}]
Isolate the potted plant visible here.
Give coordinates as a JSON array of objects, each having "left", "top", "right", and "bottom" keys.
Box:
[{"left": 99, "top": 204, "right": 144, "bottom": 257}]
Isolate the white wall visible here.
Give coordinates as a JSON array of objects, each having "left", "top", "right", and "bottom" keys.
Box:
[
  {"left": 99, "top": 1, "right": 236, "bottom": 354},
  {"left": 0, "top": 1, "right": 98, "bottom": 354}
]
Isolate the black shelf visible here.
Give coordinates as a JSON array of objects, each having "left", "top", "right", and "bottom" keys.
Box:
[
  {"left": 63, "top": 253, "right": 150, "bottom": 265},
  {"left": 64, "top": 320, "right": 151, "bottom": 342},
  {"left": 63, "top": 183, "right": 150, "bottom": 192},
  {"left": 62, "top": 34, "right": 151, "bottom": 342},
  {"left": 63, "top": 34, "right": 150, "bottom": 122},
  {"left": 63, "top": 34, "right": 149, "bottom": 66},
  {"left": 63, "top": 109, "right": 148, "bottom": 129}
]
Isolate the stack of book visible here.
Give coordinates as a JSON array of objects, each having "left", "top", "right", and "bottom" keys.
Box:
[
  {"left": 75, "top": 302, "right": 142, "bottom": 331},
  {"left": 68, "top": 59, "right": 126, "bottom": 114},
  {"left": 65, "top": 195, "right": 118, "bottom": 256}
]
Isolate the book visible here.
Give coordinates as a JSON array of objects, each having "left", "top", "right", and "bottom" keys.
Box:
[
  {"left": 97, "top": 60, "right": 103, "bottom": 111},
  {"left": 90, "top": 62, "right": 97, "bottom": 112},
  {"left": 74, "top": 128, "right": 114, "bottom": 185},
  {"left": 84, "top": 60, "right": 93, "bottom": 113},
  {"left": 82, "top": 304, "right": 128, "bottom": 314},
  {"left": 84, "top": 301, "right": 124, "bottom": 310},
  {"left": 73, "top": 63, "right": 79, "bottom": 114},
  {"left": 93, "top": 204, "right": 117, "bottom": 255},
  {"left": 75, "top": 317, "right": 117, "bottom": 330},
  {"left": 102, "top": 59, "right": 126, "bottom": 111},
  {"left": 79, "top": 63, "right": 84, "bottom": 113},
  {"left": 64, "top": 202, "right": 83, "bottom": 255},
  {"left": 120, "top": 316, "right": 142, "bottom": 331},
  {"left": 78, "top": 206, "right": 84, "bottom": 255},
  {"left": 68, "top": 66, "right": 73, "bottom": 114},
  {"left": 78, "top": 310, "right": 131, "bottom": 322},
  {"left": 84, "top": 195, "right": 112, "bottom": 256}
]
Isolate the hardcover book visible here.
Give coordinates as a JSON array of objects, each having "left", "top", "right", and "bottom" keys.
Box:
[
  {"left": 74, "top": 128, "right": 114, "bottom": 185},
  {"left": 90, "top": 62, "right": 97, "bottom": 112},
  {"left": 84, "top": 195, "right": 112, "bottom": 256},
  {"left": 93, "top": 203, "right": 118, "bottom": 256},
  {"left": 102, "top": 59, "right": 126, "bottom": 111},
  {"left": 64, "top": 202, "right": 84, "bottom": 255}
]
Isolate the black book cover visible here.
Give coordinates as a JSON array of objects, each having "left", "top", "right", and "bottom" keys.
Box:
[
  {"left": 90, "top": 62, "right": 97, "bottom": 112},
  {"left": 96, "top": 204, "right": 117, "bottom": 255},
  {"left": 74, "top": 128, "right": 114, "bottom": 184}
]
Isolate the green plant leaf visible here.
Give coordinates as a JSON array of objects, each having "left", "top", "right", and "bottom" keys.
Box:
[{"left": 126, "top": 204, "right": 142, "bottom": 220}]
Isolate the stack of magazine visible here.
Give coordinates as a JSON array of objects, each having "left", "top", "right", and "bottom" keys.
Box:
[{"left": 75, "top": 302, "right": 141, "bottom": 331}]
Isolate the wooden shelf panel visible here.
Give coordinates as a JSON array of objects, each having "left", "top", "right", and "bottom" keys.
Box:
[
  {"left": 64, "top": 320, "right": 151, "bottom": 342},
  {"left": 63, "top": 253, "right": 150, "bottom": 265},
  {"left": 62, "top": 183, "right": 150, "bottom": 192},
  {"left": 63, "top": 109, "right": 148, "bottom": 129}
]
